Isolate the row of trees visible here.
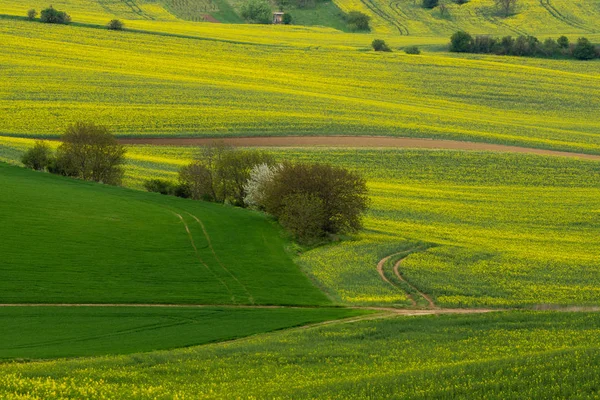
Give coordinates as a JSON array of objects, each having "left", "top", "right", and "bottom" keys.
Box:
[
  {"left": 450, "top": 31, "right": 599, "bottom": 60},
  {"left": 145, "top": 143, "right": 369, "bottom": 244},
  {"left": 21, "top": 123, "right": 126, "bottom": 185}
]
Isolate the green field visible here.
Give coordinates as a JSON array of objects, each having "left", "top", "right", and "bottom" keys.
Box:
[
  {"left": 0, "top": 306, "right": 364, "bottom": 359},
  {"left": 2, "top": 312, "right": 600, "bottom": 398},
  {"left": 0, "top": 162, "right": 330, "bottom": 305}
]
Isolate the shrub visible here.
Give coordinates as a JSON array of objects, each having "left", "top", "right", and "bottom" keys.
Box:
[
  {"left": 346, "top": 11, "right": 370, "bottom": 31},
  {"left": 21, "top": 141, "right": 52, "bottom": 171},
  {"left": 243, "top": 163, "right": 282, "bottom": 209},
  {"left": 241, "top": 0, "right": 272, "bottom": 24},
  {"left": 55, "top": 122, "right": 126, "bottom": 185},
  {"left": 455, "top": 0, "right": 468, "bottom": 4},
  {"left": 472, "top": 35, "right": 499, "bottom": 53},
  {"left": 404, "top": 45, "right": 420, "bottom": 54},
  {"left": 542, "top": 38, "right": 560, "bottom": 57},
  {"left": 279, "top": 193, "right": 326, "bottom": 244},
  {"left": 449, "top": 31, "right": 473, "bottom": 52},
  {"left": 262, "top": 162, "right": 369, "bottom": 236},
  {"left": 494, "top": 0, "right": 517, "bottom": 17},
  {"left": 372, "top": 39, "right": 391, "bottom": 52},
  {"left": 178, "top": 162, "right": 214, "bottom": 201},
  {"left": 107, "top": 19, "right": 124, "bottom": 30},
  {"left": 282, "top": 12, "right": 292, "bottom": 24},
  {"left": 143, "top": 179, "right": 175, "bottom": 195},
  {"left": 422, "top": 0, "right": 439, "bottom": 9},
  {"left": 40, "top": 6, "right": 71, "bottom": 24},
  {"left": 557, "top": 35, "right": 569, "bottom": 49},
  {"left": 572, "top": 37, "right": 596, "bottom": 60},
  {"left": 27, "top": 9, "right": 37, "bottom": 20}
]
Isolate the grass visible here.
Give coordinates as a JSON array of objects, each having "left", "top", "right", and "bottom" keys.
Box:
[
  {"left": 0, "top": 19, "right": 598, "bottom": 153},
  {"left": 0, "top": 306, "right": 365, "bottom": 359},
  {"left": 6, "top": 143, "right": 597, "bottom": 308},
  {"left": 0, "top": 162, "right": 330, "bottom": 306},
  {"left": 1, "top": 311, "right": 600, "bottom": 398}
]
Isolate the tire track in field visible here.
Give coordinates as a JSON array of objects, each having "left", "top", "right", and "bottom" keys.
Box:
[
  {"left": 538, "top": 0, "right": 594, "bottom": 32},
  {"left": 393, "top": 257, "right": 437, "bottom": 309},
  {"left": 186, "top": 212, "right": 255, "bottom": 305},
  {"left": 376, "top": 253, "right": 417, "bottom": 306},
  {"left": 360, "top": 0, "right": 409, "bottom": 35},
  {"left": 171, "top": 211, "right": 237, "bottom": 303}
]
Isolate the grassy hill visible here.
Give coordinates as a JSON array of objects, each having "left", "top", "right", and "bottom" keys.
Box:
[
  {"left": 0, "top": 162, "right": 330, "bottom": 305},
  {"left": 2, "top": 311, "right": 600, "bottom": 397}
]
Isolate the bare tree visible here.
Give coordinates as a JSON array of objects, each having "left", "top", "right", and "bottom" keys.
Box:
[{"left": 495, "top": 0, "right": 517, "bottom": 17}]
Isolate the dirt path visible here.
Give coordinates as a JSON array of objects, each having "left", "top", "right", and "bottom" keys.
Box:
[
  {"left": 393, "top": 258, "right": 437, "bottom": 309},
  {"left": 118, "top": 136, "right": 600, "bottom": 161},
  {"left": 377, "top": 253, "right": 417, "bottom": 306}
]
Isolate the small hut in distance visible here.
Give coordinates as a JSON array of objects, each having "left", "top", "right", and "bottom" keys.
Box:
[{"left": 272, "top": 12, "right": 284, "bottom": 24}]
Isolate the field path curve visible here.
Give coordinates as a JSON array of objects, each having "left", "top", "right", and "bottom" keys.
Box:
[
  {"left": 118, "top": 136, "right": 600, "bottom": 161},
  {"left": 393, "top": 258, "right": 437, "bottom": 309}
]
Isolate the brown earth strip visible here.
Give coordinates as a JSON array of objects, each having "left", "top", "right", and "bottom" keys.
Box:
[
  {"left": 118, "top": 136, "right": 600, "bottom": 161},
  {"left": 377, "top": 253, "right": 417, "bottom": 306}
]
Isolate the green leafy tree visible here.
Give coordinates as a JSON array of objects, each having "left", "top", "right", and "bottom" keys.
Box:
[
  {"left": 372, "top": 39, "right": 392, "bottom": 52},
  {"left": 557, "top": 36, "right": 569, "bottom": 49},
  {"left": 55, "top": 122, "right": 126, "bottom": 185},
  {"left": 449, "top": 31, "right": 473, "bottom": 52},
  {"left": 21, "top": 141, "right": 52, "bottom": 171},
  {"left": 40, "top": 6, "right": 71, "bottom": 24},
  {"left": 279, "top": 193, "right": 326, "bottom": 244},
  {"left": 241, "top": 0, "right": 272, "bottom": 24},
  {"left": 422, "top": 0, "right": 439, "bottom": 9},
  {"left": 572, "top": 37, "right": 596, "bottom": 60},
  {"left": 107, "top": 19, "right": 124, "bottom": 30},
  {"left": 346, "top": 11, "right": 370, "bottom": 31},
  {"left": 27, "top": 9, "right": 37, "bottom": 20},
  {"left": 282, "top": 12, "right": 292, "bottom": 24}
]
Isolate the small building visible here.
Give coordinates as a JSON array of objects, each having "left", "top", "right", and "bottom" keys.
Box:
[{"left": 273, "top": 12, "right": 284, "bottom": 24}]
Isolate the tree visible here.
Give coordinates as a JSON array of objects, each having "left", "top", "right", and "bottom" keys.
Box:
[
  {"left": 243, "top": 163, "right": 282, "bottom": 209},
  {"left": 422, "top": 0, "right": 439, "bottom": 9},
  {"left": 372, "top": 39, "right": 392, "bottom": 52},
  {"left": 144, "top": 179, "right": 175, "bottom": 195},
  {"left": 282, "top": 12, "right": 292, "bottom": 24},
  {"left": 107, "top": 19, "right": 124, "bottom": 30},
  {"left": 346, "top": 11, "right": 370, "bottom": 31},
  {"left": 557, "top": 35, "right": 569, "bottom": 49},
  {"left": 178, "top": 162, "right": 214, "bottom": 200},
  {"left": 21, "top": 141, "right": 52, "bottom": 171},
  {"left": 262, "top": 162, "right": 369, "bottom": 236},
  {"left": 542, "top": 38, "right": 560, "bottom": 57},
  {"left": 27, "top": 9, "right": 37, "bottom": 20},
  {"left": 449, "top": 31, "right": 473, "bottom": 52},
  {"left": 40, "top": 6, "right": 71, "bottom": 24},
  {"left": 279, "top": 193, "right": 326, "bottom": 243},
  {"left": 572, "top": 37, "right": 596, "bottom": 60},
  {"left": 241, "top": 0, "right": 272, "bottom": 24},
  {"left": 404, "top": 45, "right": 421, "bottom": 54},
  {"left": 55, "top": 122, "right": 126, "bottom": 185},
  {"left": 494, "top": 0, "right": 517, "bottom": 17}
]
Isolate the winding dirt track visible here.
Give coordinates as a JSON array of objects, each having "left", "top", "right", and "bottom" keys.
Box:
[{"left": 118, "top": 136, "right": 600, "bottom": 161}]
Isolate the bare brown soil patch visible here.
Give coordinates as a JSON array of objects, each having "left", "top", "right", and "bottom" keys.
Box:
[{"left": 118, "top": 136, "right": 600, "bottom": 161}]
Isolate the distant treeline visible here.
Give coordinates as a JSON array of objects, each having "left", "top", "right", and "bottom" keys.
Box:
[{"left": 449, "top": 31, "right": 600, "bottom": 60}]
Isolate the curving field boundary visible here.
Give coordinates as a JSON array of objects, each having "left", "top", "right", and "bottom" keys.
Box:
[{"left": 118, "top": 136, "right": 600, "bottom": 161}]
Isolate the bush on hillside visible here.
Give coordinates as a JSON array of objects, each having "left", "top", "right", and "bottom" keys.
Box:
[
  {"left": 282, "top": 12, "right": 292, "bottom": 24},
  {"left": 40, "top": 6, "right": 71, "bottom": 24},
  {"left": 449, "top": 30, "right": 473, "bottom": 52},
  {"left": 144, "top": 179, "right": 176, "bottom": 195},
  {"left": 55, "top": 122, "right": 126, "bottom": 185},
  {"left": 346, "top": 11, "right": 370, "bottom": 31},
  {"left": 107, "top": 19, "right": 124, "bottom": 30},
  {"left": 261, "top": 162, "right": 369, "bottom": 237},
  {"left": 21, "top": 141, "right": 52, "bottom": 171},
  {"left": 278, "top": 193, "right": 326, "bottom": 244},
  {"left": 372, "top": 39, "right": 392, "bottom": 52},
  {"left": 572, "top": 37, "right": 596, "bottom": 60},
  {"left": 404, "top": 45, "right": 421, "bottom": 54},
  {"left": 494, "top": 0, "right": 517, "bottom": 17},
  {"left": 422, "top": 0, "right": 439, "bottom": 9},
  {"left": 27, "top": 9, "right": 38, "bottom": 20},
  {"left": 241, "top": 0, "right": 272, "bottom": 24}
]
